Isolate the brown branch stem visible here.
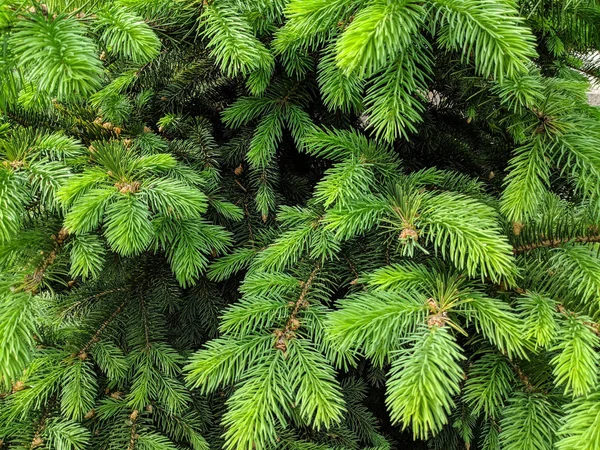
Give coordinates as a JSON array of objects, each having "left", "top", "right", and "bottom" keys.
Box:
[
  {"left": 77, "top": 301, "right": 127, "bottom": 357},
  {"left": 513, "top": 234, "right": 600, "bottom": 254},
  {"left": 274, "top": 264, "right": 321, "bottom": 353}
]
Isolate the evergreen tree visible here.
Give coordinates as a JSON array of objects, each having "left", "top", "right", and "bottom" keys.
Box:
[{"left": 1, "top": 0, "right": 600, "bottom": 449}]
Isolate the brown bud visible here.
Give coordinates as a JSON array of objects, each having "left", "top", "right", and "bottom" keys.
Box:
[
  {"left": 102, "top": 122, "right": 113, "bottom": 130},
  {"left": 79, "top": 352, "right": 88, "bottom": 360},
  {"left": 12, "top": 380, "right": 26, "bottom": 392},
  {"left": 399, "top": 227, "right": 418, "bottom": 241},
  {"left": 512, "top": 221, "right": 524, "bottom": 236},
  {"left": 234, "top": 164, "right": 244, "bottom": 176},
  {"left": 427, "top": 298, "right": 438, "bottom": 312},
  {"left": 274, "top": 339, "right": 287, "bottom": 352},
  {"left": 288, "top": 318, "right": 300, "bottom": 331},
  {"left": 427, "top": 312, "right": 448, "bottom": 328},
  {"left": 115, "top": 181, "right": 141, "bottom": 194},
  {"left": 113, "top": 126, "right": 122, "bottom": 135},
  {"left": 31, "top": 437, "right": 43, "bottom": 448},
  {"left": 84, "top": 409, "right": 96, "bottom": 420},
  {"left": 273, "top": 329, "right": 288, "bottom": 352},
  {"left": 130, "top": 410, "right": 139, "bottom": 421},
  {"left": 99, "top": 51, "right": 106, "bottom": 61}
]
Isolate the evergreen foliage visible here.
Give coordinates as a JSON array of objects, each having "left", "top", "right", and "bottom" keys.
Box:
[{"left": 0, "top": 0, "right": 600, "bottom": 449}]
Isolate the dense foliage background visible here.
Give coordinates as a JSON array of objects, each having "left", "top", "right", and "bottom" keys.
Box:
[{"left": 1, "top": 0, "right": 600, "bottom": 449}]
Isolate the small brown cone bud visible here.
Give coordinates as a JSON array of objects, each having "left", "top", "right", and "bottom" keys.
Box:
[
  {"left": 12, "top": 380, "right": 25, "bottom": 392},
  {"left": 84, "top": 409, "right": 96, "bottom": 420},
  {"left": 273, "top": 329, "right": 287, "bottom": 352},
  {"left": 427, "top": 311, "right": 448, "bottom": 328},
  {"left": 512, "top": 221, "right": 524, "bottom": 236},
  {"left": 234, "top": 164, "right": 243, "bottom": 176},
  {"left": 400, "top": 227, "right": 418, "bottom": 241},
  {"left": 288, "top": 318, "right": 300, "bottom": 331},
  {"left": 102, "top": 122, "right": 113, "bottom": 130},
  {"left": 113, "top": 126, "right": 122, "bottom": 135},
  {"left": 31, "top": 437, "right": 43, "bottom": 448},
  {"left": 427, "top": 298, "right": 438, "bottom": 312},
  {"left": 130, "top": 410, "right": 139, "bottom": 421}
]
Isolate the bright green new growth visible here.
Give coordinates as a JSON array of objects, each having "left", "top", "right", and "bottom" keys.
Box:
[{"left": 1, "top": 0, "right": 600, "bottom": 449}]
